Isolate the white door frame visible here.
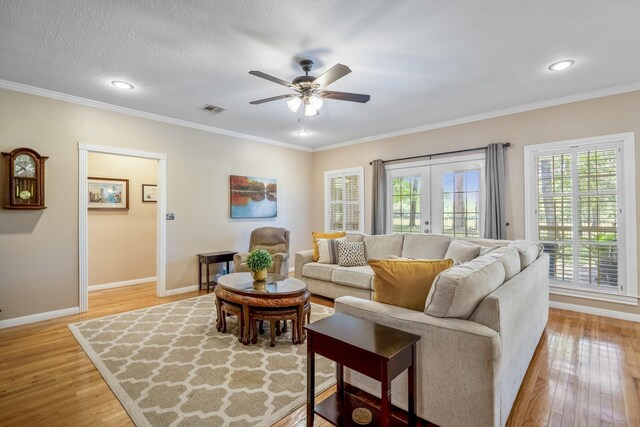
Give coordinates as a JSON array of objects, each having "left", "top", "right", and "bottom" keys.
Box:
[{"left": 78, "top": 142, "right": 168, "bottom": 312}]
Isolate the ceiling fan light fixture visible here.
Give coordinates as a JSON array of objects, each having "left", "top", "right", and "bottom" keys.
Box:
[
  {"left": 308, "top": 94, "right": 323, "bottom": 110},
  {"left": 287, "top": 96, "right": 302, "bottom": 112},
  {"left": 304, "top": 103, "right": 319, "bottom": 117}
]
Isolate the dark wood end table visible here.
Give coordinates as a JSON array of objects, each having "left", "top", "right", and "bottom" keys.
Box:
[
  {"left": 305, "top": 313, "right": 421, "bottom": 427},
  {"left": 197, "top": 251, "right": 237, "bottom": 293}
]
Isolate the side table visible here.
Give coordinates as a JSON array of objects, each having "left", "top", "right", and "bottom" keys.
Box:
[
  {"left": 197, "top": 251, "right": 237, "bottom": 293},
  {"left": 305, "top": 313, "right": 421, "bottom": 427}
]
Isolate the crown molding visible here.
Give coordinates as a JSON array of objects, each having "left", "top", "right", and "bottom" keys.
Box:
[
  {"left": 314, "top": 81, "right": 640, "bottom": 152},
  {"left": 2, "top": 78, "right": 640, "bottom": 154},
  {"left": 0, "top": 79, "right": 313, "bottom": 153}
]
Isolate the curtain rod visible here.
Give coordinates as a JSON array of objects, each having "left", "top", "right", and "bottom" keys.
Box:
[{"left": 368, "top": 142, "right": 511, "bottom": 165}]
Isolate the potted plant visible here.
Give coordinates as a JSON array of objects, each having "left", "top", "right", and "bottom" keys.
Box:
[{"left": 246, "top": 249, "right": 273, "bottom": 281}]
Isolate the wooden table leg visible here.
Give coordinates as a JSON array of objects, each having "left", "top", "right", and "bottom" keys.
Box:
[
  {"left": 381, "top": 365, "right": 391, "bottom": 427},
  {"left": 205, "top": 262, "right": 210, "bottom": 293},
  {"left": 198, "top": 257, "right": 203, "bottom": 291},
  {"left": 336, "top": 363, "right": 344, "bottom": 406},
  {"left": 306, "top": 336, "right": 315, "bottom": 427},
  {"left": 215, "top": 297, "right": 223, "bottom": 332},
  {"left": 408, "top": 344, "right": 417, "bottom": 426},
  {"left": 241, "top": 305, "right": 251, "bottom": 345},
  {"left": 296, "top": 303, "right": 306, "bottom": 344}
]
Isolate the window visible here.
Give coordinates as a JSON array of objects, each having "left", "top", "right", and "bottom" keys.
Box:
[
  {"left": 391, "top": 176, "right": 421, "bottom": 234},
  {"left": 386, "top": 154, "right": 485, "bottom": 236},
  {"left": 441, "top": 169, "right": 481, "bottom": 237},
  {"left": 324, "top": 167, "right": 364, "bottom": 233},
  {"left": 525, "top": 133, "right": 637, "bottom": 301}
]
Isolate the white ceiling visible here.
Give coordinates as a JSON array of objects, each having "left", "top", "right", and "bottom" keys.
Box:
[{"left": 1, "top": 1, "right": 640, "bottom": 150}]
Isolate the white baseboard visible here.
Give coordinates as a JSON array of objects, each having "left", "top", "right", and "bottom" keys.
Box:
[
  {"left": 88, "top": 276, "right": 157, "bottom": 292},
  {"left": 0, "top": 307, "right": 81, "bottom": 330},
  {"left": 549, "top": 301, "right": 640, "bottom": 323},
  {"left": 165, "top": 285, "right": 200, "bottom": 296}
]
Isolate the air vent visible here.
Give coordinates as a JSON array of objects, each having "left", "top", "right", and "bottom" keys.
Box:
[{"left": 201, "top": 104, "right": 225, "bottom": 114}]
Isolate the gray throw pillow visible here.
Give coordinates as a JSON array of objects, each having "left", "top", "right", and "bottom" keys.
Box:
[
  {"left": 444, "top": 240, "right": 481, "bottom": 264},
  {"left": 337, "top": 241, "right": 368, "bottom": 267}
]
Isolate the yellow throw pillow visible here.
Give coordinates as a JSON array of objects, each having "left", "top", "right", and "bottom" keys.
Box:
[
  {"left": 312, "top": 231, "right": 346, "bottom": 261},
  {"left": 370, "top": 259, "right": 454, "bottom": 311}
]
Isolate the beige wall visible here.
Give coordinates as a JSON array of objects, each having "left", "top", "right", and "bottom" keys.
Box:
[
  {"left": 0, "top": 88, "right": 314, "bottom": 320},
  {"left": 312, "top": 90, "right": 640, "bottom": 317},
  {"left": 88, "top": 153, "right": 157, "bottom": 286}
]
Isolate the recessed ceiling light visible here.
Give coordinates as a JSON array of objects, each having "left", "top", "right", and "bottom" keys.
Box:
[
  {"left": 548, "top": 60, "right": 575, "bottom": 71},
  {"left": 111, "top": 80, "right": 134, "bottom": 90}
]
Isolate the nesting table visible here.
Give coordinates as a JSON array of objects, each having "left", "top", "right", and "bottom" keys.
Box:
[{"left": 215, "top": 273, "right": 310, "bottom": 346}]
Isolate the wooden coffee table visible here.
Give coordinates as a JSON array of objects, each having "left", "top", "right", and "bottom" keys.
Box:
[
  {"left": 305, "top": 313, "right": 421, "bottom": 427},
  {"left": 215, "top": 273, "right": 310, "bottom": 345}
]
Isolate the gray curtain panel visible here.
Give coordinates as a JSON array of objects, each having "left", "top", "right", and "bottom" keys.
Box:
[
  {"left": 485, "top": 143, "right": 506, "bottom": 239},
  {"left": 372, "top": 159, "right": 386, "bottom": 235}
]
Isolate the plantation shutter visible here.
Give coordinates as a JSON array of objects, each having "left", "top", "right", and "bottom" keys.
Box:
[
  {"left": 325, "top": 169, "right": 363, "bottom": 232},
  {"left": 535, "top": 144, "right": 621, "bottom": 291}
]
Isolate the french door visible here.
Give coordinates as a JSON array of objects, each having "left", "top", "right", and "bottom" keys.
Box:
[{"left": 386, "top": 155, "right": 485, "bottom": 237}]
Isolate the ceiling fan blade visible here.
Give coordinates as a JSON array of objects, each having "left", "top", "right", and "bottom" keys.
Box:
[
  {"left": 321, "top": 90, "right": 370, "bottom": 103},
  {"left": 249, "top": 94, "right": 296, "bottom": 105},
  {"left": 249, "top": 71, "right": 295, "bottom": 88},
  {"left": 312, "top": 64, "right": 351, "bottom": 88}
]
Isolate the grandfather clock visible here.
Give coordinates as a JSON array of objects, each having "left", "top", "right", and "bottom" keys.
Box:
[{"left": 2, "top": 147, "right": 48, "bottom": 209}]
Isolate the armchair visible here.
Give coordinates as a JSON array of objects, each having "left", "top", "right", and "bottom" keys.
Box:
[{"left": 233, "top": 227, "right": 290, "bottom": 276}]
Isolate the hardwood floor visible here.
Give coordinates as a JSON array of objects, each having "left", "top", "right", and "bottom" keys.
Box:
[{"left": 0, "top": 283, "right": 638, "bottom": 426}]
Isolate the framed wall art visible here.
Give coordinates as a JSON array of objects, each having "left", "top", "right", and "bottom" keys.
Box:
[
  {"left": 230, "top": 175, "right": 277, "bottom": 218},
  {"left": 142, "top": 184, "right": 157, "bottom": 202},
  {"left": 88, "top": 177, "right": 129, "bottom": 210}
]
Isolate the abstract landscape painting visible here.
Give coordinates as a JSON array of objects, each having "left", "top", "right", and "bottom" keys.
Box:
[{"left": 230, "top": 175, "right": 277, "bottom": 218}]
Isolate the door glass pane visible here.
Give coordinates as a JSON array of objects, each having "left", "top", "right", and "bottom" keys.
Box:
[
  {"left": 391, "top": 176, "right": 421, "bottom": 234},
  {"left": 441, "top": 169, "right": 480, "bottom": 237}
]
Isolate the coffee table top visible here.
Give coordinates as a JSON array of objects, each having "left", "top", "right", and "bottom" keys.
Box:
[
  {"left": 217, "top": 273, "right": 307, "bottom": 298},
  {"left": 304, "top": 313, "right": 420, "bottom": 360}
]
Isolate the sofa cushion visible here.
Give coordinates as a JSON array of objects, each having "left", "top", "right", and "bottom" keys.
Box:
[
  {"left": 337, "top": 241, "right": 368, "bottom": 267},
  {"left": 317, "top": 237, "right": 345, "bottom": 264},
  {"left": 331, "top": 266, "right": 375, "bottom": 289},
  {"left": 480, "top": 246, "right": 521, "bottom": 281},
  {"left": 370, "top": 259, "right": 454, "bottom": 311},
  {"left": 302, "top": 262, "right": 340, "bottom": 281},
  {"left": 345, "top": 233, "right": 366, "bottom": 243},
  {"left": 312, "top": 231, "right": 346, "bottom": 261},
  {"left": 363, "top": 234, "right": 404, "bottom": 260},
  {"left": 425, "top": 257, "right": 506, "bottom": 319},
  {"left": 401, "top": 234, "right": 451, "bottom": 259},
  {"left": 444, "top": 240, "right": 482, "bottom": 264},
  {"left": 508, "top": 240, "right": 543, "bottom": 269}
]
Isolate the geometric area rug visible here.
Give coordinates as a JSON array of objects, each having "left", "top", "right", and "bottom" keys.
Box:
[{"left": 68, "top": 294, "right": 336, "bottom": 427}]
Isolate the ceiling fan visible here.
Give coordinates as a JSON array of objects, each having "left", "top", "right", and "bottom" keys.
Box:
[{"left": 249, "top": 60, "right": 370, "bottom": 117}]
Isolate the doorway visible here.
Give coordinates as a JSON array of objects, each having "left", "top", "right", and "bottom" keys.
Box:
[
  {"left": 386, "top": 154, "right": 485, "bottom": 237},
  {"left": 78, "top": 143, "right": 167, "bottom": 313}
]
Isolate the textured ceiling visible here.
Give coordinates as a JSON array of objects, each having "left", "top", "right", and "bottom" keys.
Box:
[{"left": 1, "top": 1, "right": 640, "bottom": 149}]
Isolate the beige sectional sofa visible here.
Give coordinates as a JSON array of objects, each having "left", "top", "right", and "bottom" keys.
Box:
[{"left": 295, "top": 233, "right": 549, "bottom": 427}]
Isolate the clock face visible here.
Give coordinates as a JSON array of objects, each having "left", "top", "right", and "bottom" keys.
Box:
[{"left": 14, "top": 154, "right": 36, "bottom": 178}]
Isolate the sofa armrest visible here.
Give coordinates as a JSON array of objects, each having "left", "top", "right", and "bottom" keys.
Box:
[
  {"left": 295, "top": 250, "right": 314, "bottom": 280},
  {"left": 334, "top": 296, "right": 501, "bottom": 427}
]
